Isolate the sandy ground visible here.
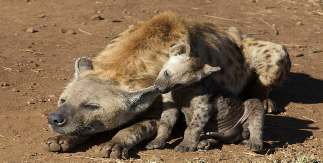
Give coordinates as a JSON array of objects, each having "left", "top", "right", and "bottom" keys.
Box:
[{"left": 0, "top": 0, "right": 322, "bottom": 162}]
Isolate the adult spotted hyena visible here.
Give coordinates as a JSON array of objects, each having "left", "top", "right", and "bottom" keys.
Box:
[
  {"left": 46, "top": 12, "right": 276, "bottom": 158},
  {"left": 226, "top": 27, "right": 291, "bottom": 113}
]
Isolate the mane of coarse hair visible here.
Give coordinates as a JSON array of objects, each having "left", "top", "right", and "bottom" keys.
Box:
[{"left": 92, "top": 11, "right": 188, "bottom": 90}]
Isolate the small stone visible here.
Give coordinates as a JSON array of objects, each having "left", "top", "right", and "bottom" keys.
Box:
[
  {"left": 27, "top": 100, "right": 36, "bottom": 105},
  {"left": 153, "top": 9, "right": 160, "bottom": 14},
  {"left": 295, "top": 53, "right": 304, "bottom": 57},
  {"left": 312, "top": 49, "right": 322, "bottom": 53},
  {"left": 122, "top": 9, "right": 130, "bottom": 14},
  {"left": 296, "top": 21, "right": 303, "bottom": 26},
  {"left": 37, "top": 14, "right": 46, "bottom": 18},
  {"left": 112, "top": 19, "right": 122, "bottom": 23},
  {"left": 26, "top": 27, "right": 38, "bottom": 33},
  {"left": 91, "top": 14, "right": 104, "bottom": 20},
  {"left": 60, "top": 28, "right": 67, "bottom": 33},
  {"left": 251, "top": 0, "right": 258, "bottom": 2},
  {"left": 66, "top": 29, "right": 77, "bottom": 35},
  {"left": 1, "top": 82, "right": 10, "bottom": 87},
  {"left": 11, "top": 88, "right": 20, "bottom": 92}
]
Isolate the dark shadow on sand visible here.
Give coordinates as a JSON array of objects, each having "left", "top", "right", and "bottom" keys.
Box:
[
  {"left": 264, "top": 115, "right": 318, "bottom": 148},
  {"left": 270, "top": 72, "right": 323, "bottom": 110}
]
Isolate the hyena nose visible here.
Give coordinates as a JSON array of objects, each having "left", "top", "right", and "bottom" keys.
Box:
[{"left": 48, "top": 112, "right": 66, "bottom": 127}]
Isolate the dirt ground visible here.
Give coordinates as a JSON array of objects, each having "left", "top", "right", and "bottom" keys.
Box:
[{"left": 0, "top": 0, "right": 322, "bottom": 162}]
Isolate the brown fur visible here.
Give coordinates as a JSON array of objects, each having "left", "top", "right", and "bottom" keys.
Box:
[
  {"left": 92, "top": 12, "right": 188, "bottom": 90},
  {"left": 46, "top": 13, "right": 273, "bottom": 158}
]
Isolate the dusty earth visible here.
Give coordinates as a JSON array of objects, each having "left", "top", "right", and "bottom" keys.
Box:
[{"left": 0, "top": 0, "right": 322, "bottom": 162}]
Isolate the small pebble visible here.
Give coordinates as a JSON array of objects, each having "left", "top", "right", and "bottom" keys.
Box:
[
  {"left": 91, "top": 14, "right": 104, "bottom": 20},
  {"left": 27, "top": 101, "right": 36, "bottom": 105},
  {"left": 37, "top": 14, "right": 46, "bottom": 18},
  {"left": 11, "top": 88, "right": 20, "bottom": 92},
  {"left": 26, "top": 27, "right": 38, "bottom": 33},
  {"left": 122, "top": 9, "right": 130, "bottom": 14},
  {"left": 295, "top": 53, "right": 304, "bottom": 57},
  {"left": 1, "top": 82, "right": 10, "bottom": 87},
  {"left": 296, "top": 21, "right": 304, "bottom": 26},
  {"left": 66, "top": 29, "right": 77, "bottom": 35},
  {"left": 153, "top": 9, "right": 160, "bottom": 14},
  {"left": 112, "top": 19, "right": 123, "bottom": 23},
  {"left": 312, "top": 49, "right": 322, "bottom": 53}
]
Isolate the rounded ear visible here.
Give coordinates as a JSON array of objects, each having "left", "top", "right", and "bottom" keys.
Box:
[
  {"left": 203, "top": 64, "right": 221, "bottom": 75},
  {"left": 126, "top": 86, "right": 160, "bottom": 112},
  {"left": 169, "top": 40, "right": 191, "bottom": 56},
  {"left": 74, "top": 57, "right": 93, "bottom": 80}
]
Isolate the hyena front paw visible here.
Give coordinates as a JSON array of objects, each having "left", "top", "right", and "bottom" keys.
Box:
[
  {"left": 46, "top": 135, "right": 77, "bottom": 152},
  {"left": 248, "top": 138, "right": 263, "bottom": 152},
  {"left": 98, "top": 142, "right": 129, "bottom": 159},
  {"left": 146, "top": 137, "right": 166, "bottom": 149},
  {"left": 175, "top": 142, "right": 197, "bottom": 152}
]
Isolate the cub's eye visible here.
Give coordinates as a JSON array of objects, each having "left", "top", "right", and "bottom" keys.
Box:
[
  {"left": 164, "top": 70, "right": 171, "bottom": 78},
  {"left": 82, "top": 103, "right": 100, "bottom": 110},
  {"left": 59, "top": 98, "right": 66, "bottom": 104}
]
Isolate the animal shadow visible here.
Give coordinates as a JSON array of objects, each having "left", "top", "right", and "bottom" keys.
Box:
[
  {"left": 264, "top": 115, "right": 318, "bottom": 149},
  {"left": 270, "top": 72, "right": 323, "bottom": 110}
]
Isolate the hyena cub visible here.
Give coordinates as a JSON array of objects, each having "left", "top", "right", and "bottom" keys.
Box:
[
  {"left": 154, "top": 53, "right": 264, "bottom": 152},
  {"left": 226, "top": 27, "right": 291, "bottom": 113}
]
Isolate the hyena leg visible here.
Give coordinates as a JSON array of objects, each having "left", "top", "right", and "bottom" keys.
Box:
[
  {"left": 242, "top": 99, "right": 265, "bottom": 152},
  {"left": 146, "top": 92, "right": 179, "bottom": 149},
  {"left": 243, "top": 79, "right": 278, "bottom": 113},
  {"left": 46, "top": 135, "right": 90, "bottom": 152},
  {"left": 98, "top": 120, "right": 158, "bottom": 159},
  {"left": 175, "top": 95, "right": 211, "bottom": 152}
]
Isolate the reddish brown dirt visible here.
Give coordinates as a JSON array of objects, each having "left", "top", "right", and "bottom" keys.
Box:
[{"left": 0, "top": 0, "right": 322, "bottom": 162}]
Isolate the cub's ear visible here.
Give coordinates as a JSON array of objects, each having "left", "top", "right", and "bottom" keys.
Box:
[
  {"left": 203, "top": 64, "right": 221, "bottom": 75},
  {"left": 74, "top": 57, "right": 93, "bottom": 79}
]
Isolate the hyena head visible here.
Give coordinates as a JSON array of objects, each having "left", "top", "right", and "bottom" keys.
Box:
[
  {"left": 48, "top": 58, "right": 160, "bottom": 136},
  {"left": 155, "top": 54, "right": 221, "bottom": 93}
]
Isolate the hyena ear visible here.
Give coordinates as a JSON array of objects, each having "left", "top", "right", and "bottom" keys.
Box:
[
  {"left": 203, "top": 64, "right": 221, "bottom": 75},
  {"left": 74, "top": 57, "right": 93, "bottom": 80},
  {"left": 169, "top": 40, "right": 191, "bottom": 56},
  {"left": 126, "top": 86, "right": 160, "bottom": 112}
]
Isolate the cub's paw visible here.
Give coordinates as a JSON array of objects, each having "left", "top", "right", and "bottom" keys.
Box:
[
  {"left": 98, "top": 142, "right": 129, "bottom": 159},
  {"left": 248, "top": 138, "right": 263, "bottom": 152},
  {"left": 264, "top": 99, "right": 282, "bottom": 114},
  {"left": 175, "top": 142, "right": 197, "bottom": 152},
  {"left": 146, "top": 137, "right": 166, "bottom": 150},
  {"left": 46, "top": 135, "right": 76, "bottom": 152},
  {"left": 197, "top": 139, "right": 219, "bottom": 150}
]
